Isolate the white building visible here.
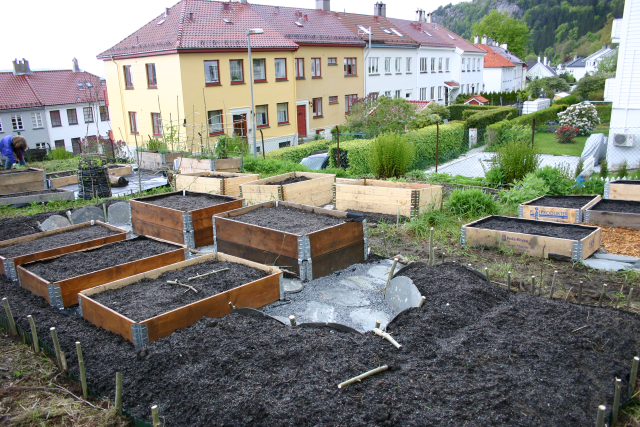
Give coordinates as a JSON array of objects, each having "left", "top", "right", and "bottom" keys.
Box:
[
  {"left": 474, "top": 40, "right": 515, "bottom": 93},
  {"left": 483, "top": 37, "right": 526, "bottom": 91},
  {"left": 527, "top": 57, "right": 557, "bottom": 80},
  {"left": 564, "top": 56, "right": 587, "bottom": 81},
  {"left": 584, "top": 45, "right": 616, "bottom": 76}
]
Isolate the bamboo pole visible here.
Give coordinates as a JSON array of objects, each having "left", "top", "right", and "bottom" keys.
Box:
[
  {"left": 115, "top": 372, "right": 123, "bottom": 414},
  {"left": 338, "top": 365, "right": 388, "bottom": 389},
  {"left": 549, "top": 271, "right": 557, "bottom": 299},
  {"left": 76, "top": 342, "right": 88, "bottom": 398},
  {"left": 627, "top": 288, "right": 633, "bottom": 311},
  {"left": 429, "top": 227, "right": 434, "bottom": 266},
  {"left": 578, "top": 281, "right": 583, "bottom": 305},
  {"left": 28, "top": 315, "right": 39, "bottom": 353},
  {"left": 598, "top": 284, "right": 608, "bottom": 308},
  {"left": 50, "top": 327, "right": 62, "bottom": 369},
  {"left": 382, "top": 258, "right": 399, "bottom": 298},
  {"left": 630, "top": 356, "right": 639, "bottom": 400},
  {"left": 507, "top": 271, "right": 511, "bottom": 292},
  {"left": 612, "top": 378, "right": 622, "bottom": 425},
  {"left": 374, "top": 320, "right": 381, "bottom": 329},
  {"left": 374, "top": 328, "right": 402, "bottom": 349},
  {"left": 151, "top": 405, "right": 160, "bottom": 427},
  {"left": 595, "top": 405, "right": 606, "bottom": 427},
  {"left": 2, "top": 298, "right": 17, "bottom": 336},
  {"left": 418, "top": 296, "right": 426, "bottom": 307}
]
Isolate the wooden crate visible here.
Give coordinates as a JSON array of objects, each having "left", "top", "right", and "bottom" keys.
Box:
[
  {"left": 176, "top": 157, "right": 242, "bottom": 173},
  {"left": 0, "top": 221, "right": 127, "bottom": 281},
  {"left": 214, "top": 201, "right": 367, "bottom": 280},
  {"left": 78, "top": 252, "right": 282, "bottom": 347},
  {"left": 0, "top": 168, "right": 46, "bottom": 195},
  {"left": 605, "top": 180, "right": 640, "bottom": 201},
  {"left": 518, "top": 195, "right": 601, "bottom": 224},
  {"left": 0, "top": 189, "right": 74, "bottom": 207},
  {"left": 131, "top": 190, "right": 243, "bottom": 248},
  {"left": 240, "top": 172, "right": 335, "bottom": 206},
  {"left": 17, "top": 236, "right": 187, "bottom": 308},
  {"left": 584, "top": 199, "right": 640, "bottom": 230},
  {"left": 175, "top": 172, "right": 259, "bottom": 197},
  {"left": 334, "top": 179, "right": 443, "bottom": 218},
  {"left": 137, "top": 152, "right": 183, "bottom": 170},
  {"left": 108, "top": 164, "right": 133, "bottom": 176},
  {"left": 46, "top": 171, "right": 77, "bottom": 188},
  {"left": 461, "top": 215, "right": 601, "bottom": 261}
]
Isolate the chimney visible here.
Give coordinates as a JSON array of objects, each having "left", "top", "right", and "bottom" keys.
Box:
[
  {"left": 374, "top": 1, "right": 386, "bottom": 17},
  {"left": 187, "top": 12, "right": 194, "bottom": 20},
  {"left": 315, "top": 0, "right": 330, "bottom": 11},
  {"left": 538, "top": 56, "right": 541, "bottom": 63},
  {"left": 544, "top": 56, "right": 548, "bottom": 66},
  {"left": 374, "top": 15, "right": 379, "bottom": 23},
  {"left": 12, "top": 58, "right": 32, "bottom": 76},
  {"left": 474, "top": 34, "right": 479, "bottom": 45},
  {"left": 426, "top": 13, "right": 432, "bottom": 23},
  {"left": 72, "top": 58, "right": 80, "bottom": 73},
  {"left": 481, "top": 34, "right": 487, "bottom": 45},
  {"left": 240, "top": 0, "right": 247, "bottom": 4},
  {"left": 165, "top": 7, "right": 169, "bottom": 17},
  {"left": 416, "top": 9, "right": 425, "bottom": 23},
  {"left": 501, "top": 42, "right": 507, "bottom": 50},
  {"left": 304, "top": 14, "right": 308, "bottom": 21}
]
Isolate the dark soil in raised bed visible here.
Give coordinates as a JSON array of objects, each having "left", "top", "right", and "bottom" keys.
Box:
[
  {"left": 1, "top": 262, "right": 639, "bottom": 426},
  {"left": 0, "top": 189, "right": 65, "bottom": 199},
  {"left": 474, "top": 216, "right": 595, "bottom": 240},
  {"left": 107, "top": 165, "right": 128, "bottom": 170},
  {"left": 201, "top": 174, "right": 239, "bottom": 179},
  {"left": 348, "top": 209, "right": 410, "bottom": 225},
  {"left": 524, "top": 195, "right": 598, "bottom": 209},
  {"left": 0, "top": 225, "right": 121, "bottom": 258},
  {"left": 46, "top": 170, "right": 76, "bottom": 178},
  {"left": 590, "top": 199, "right": 640, "bottom": 213},
  {"left": 0, "top": 210, "right": 67, "bottom": 240},
  {"left": 610, "top": 180, "right": 640, "bottom": 185},
  {"left": 265, "top": 176, "right": 310, "bottom": 185},
  {"left": 232, "top": 205, "right": 345, "bottom": 235},
  {"left": 23, "top": 237, "right": 178, "bottom": 282},
  {"left": 140, "top": 193, "right": 234, "bottom": 211},
  {"left": 0, "top": 168, "right": 39, "bottom": 175},
  {"left": 90, "top": 261, "right": 268, "bottom": 321}
]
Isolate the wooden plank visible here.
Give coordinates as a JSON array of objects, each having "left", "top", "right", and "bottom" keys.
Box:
[
  {"left": 581, "top": 195, "right": 602, "bottom": 210},
  {"left": 194, "top": 228, "right": 213, "bottom": 248},
  {"left": 177, "top": 158, "right": 213, "bottom": 174},
  {"left": 242, "top": 172, "right": 295, "bottom": 186},
  {"left": 286, "top": 189, "right": 334, "bottom": 206},
  {"left": 17, "top": 268, "right": 50, "bottom": 302},
  {"left": 308, "top": 221, "right": 364, "bottom": 258},
  {"left": 78, "top": 294, "right": 135, "bottom": 342},
  {"left": 336, "top": 184, "right": 413, "bottom": 199},
  {"left": 223, "top": 174, "right": 260, "bottom": 197},
  {"left": 278, "top": 201, "right": 349, "bottom": 218},
  {"left": 0, "top": 168, "right": 44, "bottom": 185},
  {"left": 175, "top": 174, "right": 224, "bottom": 194},
  {"left": 108, "top": 165, "right": 133, "bottom": 177},
  {"left": 131, "top": 219, "right": 186, "bottom": 245},
  {"left": 586, "top": 210, "right": 640, "bottom": 230},
  {"left": 215, "top": 201, "right": 274, "bottom": 218},
  {"left": 417, "top": 187, "right": 443, "bottom": 213},
  {"left": 213, "top": 158, "right": 242, "bottom": 171},
  {"left": 520, "top": 205, "right": 578, "bottom": 223},
  {"left": 0, "top": 260, "right": 4, "bottom": 276},
  {"left": 580, "top": 227, "right": 602, "bottom": 259},
  {"left": 190, "top": 199, "right": 243, "bottom": 230},
  {"left": 47, "top": 171, "right": 78, "bottom": 188},
  {"left": 216, "top": 239, "right": 300, "bottom": 276},
  {"left": 0, "top": 181, "right": 46, "bottom": 195},
  {"left": 608, "top": 182, "right": 640, "bottom": 201},
  {"left": 0, "top": 190, "right": 74, "bottom": 207},
  {"left": 130, "top": 199, "right": 183, "bottom": 229},
  {"left": 310, "top": 241, "right": 365, "bottom": 279},
  {"left": 215, "top": 217, "right": 299, "bottom": 259}
]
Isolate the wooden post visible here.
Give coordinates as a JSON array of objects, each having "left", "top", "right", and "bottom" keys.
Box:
[
  {"left": 578, "top": 281, "right": 583, "bottom": 305},
  {"left": 484, "top": 267, "right": 490, "bottom": 284},
  {"left": 531, "top": 117, "right": 535, "bottom": 147},
  {"left": 259, "top": 129, "right": 265, "bottom": 159},
  {"left": 2, "top": 298, "right": 17, "bottom": 336},
  {"left": 76, "top": 342, "right": 88, "bottom": 398},
  {"left": 429, "top": 228, "right": 434, "bottom": 266},
  {"left": 418, "top": 296, "right": 426, "bottom": 307},
  {"left": 383, "top": 258, "right": 399, "bottom": 298},
  {"left": 595, "top": 405, "right": 606, "bottom": 427},
  {"left": 598, "top": 284, "right": 608, "bottom": 308},
  {"left": 530, "top": 276, "right": 536, "bottom": 295},
  {"left": 28, "top": 315, "right": 39, "bottom": 353},
  {"left": 335, "top": 126, "right": 340, "bottom": 168},
  {"left": 613, "top": 378, "right": 622, "bottom": 425},
  {"left": 289, "top": 315, "right": 297, "bottom": 327},
  {"left": 102, "top": 204, "right": 108, "bottom": 222},
  {"left": 435, "top": 122, "right": 440, "bottom": 173},
  {"left": 50, "top": 327, "right": 62, "bottom": 369},
  {"left": 549, "top": 271, "right": 557, "bottom": 299},
  {"left": 630, "top": 356, "right": 639, "bottom": 400},
  {"left": 374, "top": 320, "right": 381, "bottom": 329},
  {"left": 507, "top": 271, "right": 511, "bottom": 292},
  {"left": 60, "top": 351, "right": 67, "bottom": 372},
  {"left": 151, "top": 405, "right": 160, "bottom": 427},
  {"left": 115, "top": 372, "right": 123, "bottom": 414},
  {"left": 627, "top": 288, "right": 634, "bottom": 311}
]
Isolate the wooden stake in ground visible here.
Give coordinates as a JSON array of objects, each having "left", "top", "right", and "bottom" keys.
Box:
[
  {"left": 289, "top": 315, "right": 297, "bottom": 327},
  {"left": 374, "top": 328, "right": 402, "bottom": 349},
  {"left": 627, "top": 288, "right": 634, "bottom": 311},
  {"left": 564, "top": 287, "right": 574, "bottom": 303},
  {"left": 338, "top": 365, "right": 389, "bottom": 389},
  {"left": 549, "top": 271, "right": 557, "bottom": 299},
  {"left": 613, "top": 378, "right": 622, "bottom": 425},
  {"left": 27, "top": 315, "right": 39, "bottom": 353},
  {"left": 50, "top": 327, "right": 62, "bottom": 369},
  {"left": 151, "top": 405, "right": 160, "bottom": 427},
  {"left": 598, "top": 284, "right": 608, "bottom": 308},
  {"left": 418, "top": 296, "right": 426, "bottom": 307},
  {"left": 484, "top": 267, "right": 490, "bottom": 285},
  {"left": 578, "top": 281, "right": 583, "bottom": 305},
  {"left": 59, "top": 351, "right": 67, "bottom": 372},
  {"left": 595, "top": 405, "right": 606, "bottom": 427},
  {"left": 2, "top": 298, "right": 17, "bottom": 336},
  {"left": 382, "top": 258, "right": 399, "bottom": 298},
  {"left": 115, "top": 372, "right": 123, "bottom": 414},
  {"left": 374, "top": 320, "right": 381, "bottom": 329},
  {"left": 429, "top": 227, "right": 434, "bottom": 266},
  {"left": 530, "top": 276, "right": 536, "bottom": 295},
  {"left": 630, "top": 356, "right": 640, "bottom": 400},
  {"left": 507, "top": 271, "right": 511, "bottom": 292}
]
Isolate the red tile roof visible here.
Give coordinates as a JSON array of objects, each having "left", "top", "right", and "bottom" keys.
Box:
[
  {"left": 0, "top": 70, "right": 105, "bottom": 110},
  {"left": 335, "top": 13, "right": 419, "bottom": 47},
  {"left": 444, "top": 81, "right": 460, "bottom": 87},
  {"left": 475, "top": 44, "right": 515, "bottom": 68},
  {"left": 385, "top": 18, "right": 453, "bottom": 48},
  {"left": 98, "top": 0, "right": 298, "bottom": 59},
  {"left": 464, "top": 95, "right": 489, "bottom": 104}
]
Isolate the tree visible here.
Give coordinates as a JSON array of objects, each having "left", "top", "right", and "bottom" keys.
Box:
[
  {"left": 596, "top": 49, "right": 618, "bottom": 75},
  {"left": 574, "top": 74, "right": 608, "bottom": 97},
  {"left": 471, "top": 10, "right": 529, "bottom": 58},
  {"left": 558, "top": 72, "right": 576, "bottom": 84},
  {"left": 345, "top": 96, "right": 417, "bottom": 134}
]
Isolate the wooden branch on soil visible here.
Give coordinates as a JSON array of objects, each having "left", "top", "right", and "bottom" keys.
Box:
[
  {"left": 167, "top": 280, "right": 198, "bottom": 293},
  {"left": 338, "top": 365, "right": 389, "bottom": 389},
  {"left": 374, "top": 328, "right": 402, "bottom": 349},
  {"left": 187, "top": 268, "right": 228, "bottom": 281}
]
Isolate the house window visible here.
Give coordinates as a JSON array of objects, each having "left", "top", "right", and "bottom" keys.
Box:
[
  {"left": 438, "top": 58, "right": 443, "bottom": 72},
  {"left": 204, "top": 60, "right": 220, "bottom": 85},
  {"left": 49, "top": 111, "right": 61, "bottom": 128},
  {"left": 345, "top": 94, "right": 357, "bottom": 113},
  {"left": 151, "top": 113, "right": 162, "bottom": 137},
  {"left": 277, "top": 103, "right": 289, "bottom": 124},
  {"left": 146, "top": 63, "right": 157, "bottom": 88},
  {"left": 406, "top": 57, "right": 411, "bottom": 72},
  {"left": 100, "top": 106, "right": 109, "bottom": 121},
  {"left": 467, "top": 59, "right": 471, "bottom": 72},
  {"left": 35, "top": 143, "right": 46, "bottom": 149},
  {"left": 128, "top": 112, "right": 138, "bottom": 134},
  {"left": 0, "top": 118, "right": 3, "bottom": 132},
  {"left": 438, "top": 86, "right": 443, "bottom": 100},
  {"left": 420, "top": 58, "right": 428, "bottom": 73},
  {"left": 384, "top": 57, "right": 391, "bottom": 73},
  {"left": 329, "top": 96, "right": 338, "bottom": 104},
  {"left": 208, "top": 110, "right": 223, "bottom": 135},
  {"left": 54, "top": 140, "right": 65, "bottom": 149},
  {"left": 256, "top": 105, "right": 268, "bottom": 127},
  {"left": 253, "top": 59, "right": 266, "bottom": 82},
  {"left": 420, "top": 88, "right": 427, "bottom": 100},
  {"left": 83, "top": 107, "right": 94, "bottom": 123},
  {"left": 328, "top": 57, "right": 337, "bottom": 65},
  {"left": 384, "top": 91, "right": 391, "bottom": 97},
  {"left": 31, "top": 112, "right": 43, "bottom": 129},
  {"left": 311, "top": 58, "right": 321, "bottom": 78},
  {"left": 295, "top": 58, "right": 305, "bottom": 78},
  {"left": 395, "top": 57, "right": 401, "bottom": 73},
  {"left": 430, "top": 87, "right": 435, "bottom": 100},
  {"left": 279, "top": 141, "right": 291, "bottom": 148},
  {"left": 461, "top": 58, "right": 465, "bottom": 72},
  {"left": 431, "top": 57, "right": 436, "bottom": 72},
  {"left": 344, "top": 58, "right": 357, "bottom": 76},
  {"left": 123, "top": 65, "right": 133, "bottom": 88},
  {"left": 395, "top": 90, "right": 401, "bottom": 99},
  {"left": 11, "top": 114, "right": 24, "bottom": 131},
  {"left": 312, "top": 98, "right": 322, "bottom": 118},
  {"left": 67, "top": 109, "right": 78, "bottom": 125},
  {"left": 446, "top": 58, "right": 450, "bottom": 72},
  {"left": 71, "top": 137, "right": 81, "bottom": 154},
  {"left": 229, "top": 60, "right": 244, "bottom": 83},
  {"left": 368, "top": 58, "right": 379, "bottom": 74},
  {"left": 275, "top": 58, "right": 287, "bottom": 80}
]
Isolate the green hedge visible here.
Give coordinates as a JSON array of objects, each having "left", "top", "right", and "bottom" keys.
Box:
[
  {"left": 465, "top": 106, "right": 517, "bottom": 130},
  {"left": 263, "top": 139, "right": 332, "bottom": 163},
  {"left": 447, "top": 105, "right": 497, "bottom": 121},
  {"left": 510, "top": 105, "right": 568, "bottom": 126},
  {"left": 328, "top": 139, "right": 373, "bottom": 175},
  {"left": 596, "top": 105, "right": 612, "bottom": 122}
]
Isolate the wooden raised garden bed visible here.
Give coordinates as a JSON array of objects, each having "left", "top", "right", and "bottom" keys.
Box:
[
  {"left": 213, "top": 201, "right": 367, "bottom": 280},
  {"left": 0, "top": 168, "right": 46, "bottom": 195},
  {"left": 17, "top": 236, "right": 187, "bottom": 308},
  {"left": 461, "top": 215, "right": 601, "bottom": 261},
  {"left": 584, "top": 199, "right": 640, "bottom": 230},
  {"left": 46, "top": 170, "right": 77, "bottom": 188},
  {"left": 176, "top": 157, "right": 242, "bottom": 173},
  {"left": 334, "top": 179, "right": 443, "bottom": 218},
  {"left": 0, "top": 221, "right": 127, "bottom": 281},
  {"left": 78, "top": 252, "right": 282, "bottom": 347},
  {"left": 0, "top": 189, "right": 74, "bottom": 206},
  {"left": 240, "top": 172, "right": 335, "bottom": 206},
  {"left": 137, "top": 152, "right": 183, "bottom": 170},
  {"left": 518, "top": 195, "right": 601, "bottom": 224},
  {"left": 131, "top": 190, "right": 243, "bottom": 248},
  {"left": 108, "top": 164, "right": 133, "bottom": 176},
  {"left": 605, "top": 180, "right": 640, "bottom": 201},
  {"left": 175, "top": 172, "right": 259, "bottom": 197}
]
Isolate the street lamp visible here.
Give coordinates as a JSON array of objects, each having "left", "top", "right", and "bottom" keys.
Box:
[{"left": 247, "top": 28, "right": 264, "bottom": 158}]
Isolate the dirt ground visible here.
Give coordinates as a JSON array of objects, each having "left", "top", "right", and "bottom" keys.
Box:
[
  {"left": 141, "top": 193, "right": 232, "bottom": 211},
  {"left": 525, "top": 195, "right": 598, "bottom": 208},
  {"left": 265, "top": 176, "right": 310, "bottom": 185},
  {"left": 232, "top": 205, "right": 346, "bottom": 235},
  {"left": 592, "top": 200, "right": 640, "bottom": 213}
]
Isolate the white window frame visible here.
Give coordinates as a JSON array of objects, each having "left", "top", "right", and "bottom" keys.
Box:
[
  {"left": 384, "top": 91, "right": 391, "bottom": 97},
  {"left": 384, "top": 57, "right": 391, "bottom": 74},
  {"left": 83, "top": 107, "right": 94, "bottom": 123},
  {"left": 431, "top": 57, "right": 436, "bottom": 72},
  {"left": 430, "top": 87, "right": 435, "bottom": 100},
  {"left": 394, "top": 90, "right": 401, "bottom": 99},
  {"left": 406, "top": 57, "right": 411, "bottom": 73},
  {"left": 204, "top": 60, "right": 219, "bottom": 84},
  {"left": 461, "top": 58, "right": 465, "bottom": 72},
  {"left": 420, "top": 88, "right": 427, "bottom": 100},
  {"left": 31, "top": 112, "right": 43, "bottom": 129},
  {"left": 420, "top": 58, "right": 428, "bottom": 73},
  {"left": 395, "top": 57, "right": 401, "bottom": 73},
  {"left": 438, "top": 58, "right": 443, "bottom": 72},
  {"left": 446, "top": 58, "right": 450, "bottom": 72},
  {"left": 368, "top": 57, "right": 379, "bottom": 74},
  {"left": 11, "top": 114, "right": 24, "bottom": 131},
  {"left": 438, "top": 86, "right": 442, "bottom": 100},
  {"left": 277, "top": 102, "right": 289, "bottom": 124}
]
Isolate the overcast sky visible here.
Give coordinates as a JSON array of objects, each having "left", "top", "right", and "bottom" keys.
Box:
[{"left": 2, "top": 0, "right": 469, "bottom": 76}]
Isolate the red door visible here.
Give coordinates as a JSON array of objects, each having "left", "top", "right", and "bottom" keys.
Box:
[{"left": 297, "top": 105, "right": 307, "bottom": 137}]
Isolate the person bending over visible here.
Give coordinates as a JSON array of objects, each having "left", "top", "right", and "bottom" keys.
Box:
[{"left": 0, "top": 135, "right": 28, "bottom": 170}]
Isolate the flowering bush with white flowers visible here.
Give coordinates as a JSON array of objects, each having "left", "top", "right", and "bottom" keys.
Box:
[{"left": 557, "top": 102, "right": 600, "bottom": 136}]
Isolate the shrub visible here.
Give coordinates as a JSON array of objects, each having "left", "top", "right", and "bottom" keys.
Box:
[
  {"left": 405, "top": 123, "right": 467, "bottom": 170},
  {"left": 556, "top": 126, "right": 580, "bottom": 144},
  {"left": 599, "top": 158, "right": 609, "bottom": 180},
  {"left": 465, "top": 106, "right": 517, "bottom": 130},
  {"left": 484, "top": 166, "right": 506, "bottom": 185},
  {"left": 510, "top": 105, "right": 568, "bottom": 126},
  {"left": 499, "top": 174, "right": 549, "bottom": 207},
  {"left": 574, "top": 158, "right": 584, "bottom": 179},
  {"left": 369, "top": 133, "right": 415, "bottom": 178},
  {"left": 46, "top": 147, "right": 75, "bottom": 161},
  {"left": 486, "top": 120, "right": 530, "bottom": 147},
  {"left": 447, "top": 188, "right": 499, "bottom": 217},
  {"left": 574, "top": 177, "right": 605, "bottom": 195},
  {"left": 410, "top": 102, "right": 452, "bottom": 129},
  {"left": 264, "top": 139, "right": 332, "bottom": 163},
  {"left": 328, "top": 139, "right": 373, "bottom": 175},
  {"left": 493, "top": 139, "right": 541, "bottom": 183},
  {"left": 447, "top": 105, "right": 497, "bottom": 121},
  {"left": 242, "top": 156, "right": 314, "bottom": 177},
  {"left": 617, "top": 160, "right": 628, "bottom": 179},
  {"left": 554, "top": 95, "right": 580, "bottom": 105},
  {"left": 557, "top": 102, "right": 600, "bottom": 136},
  {"left": 534, "top": 165, "right": 573, "bottom": 195},
  {"left": 595, "top": 105, "right": 612, "bottom": 123}
]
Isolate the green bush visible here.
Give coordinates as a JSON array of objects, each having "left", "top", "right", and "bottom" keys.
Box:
[
  {"left": 409, "top": 102, "right": 451, "bottom": 129},
  {"left": 46, "top": 147, "right": 75, "bottom": 161},
  {"left": 534, "top": 165, "right": 573, "bottom": 195},
  {"left": 447, "top": 188, "right": 499, "bottom": 217},
  {"left": 554, "top": 95, "right": 580, "bottom": 105},
  {"left": 574, "top": 177, "right": 605, "bottom": 195},
  {"left": 510, "top": 105, "right": 568, "bottom": 126},
  {"left": 405, "top": 123, "right": 467, "bottom": 170},
  {"left": 447, "top": 105, "right": 497, "bottom": 121},
  {"left": 242, "top": 156, "right": 314, "bottom": 177},
  {"left": 465, "top": 106, "right": 517, "bottom": 130},
  {"left": 499, "top": 174, "right": 549, "bottom": 207},
  {"left": 599, "top": 159, "right": 609, "bottom": 180},
  {"left": 479, "top": 90, "right": 526, "bottom": 104},
  {"left": 494, "top": 139, "right": 541, "bottom": 183},
  {"left": 486, "top": 121, "right": 530, "bottom": 147},
  {"left": 369, "top": 133, "right": 415, "bottom": 178},
  {"left": 328, "top": 139, "right": 373, "bottom": 175},
  {"left": 595, "top": 105, "right": 612, "bottom": 122},
  {"left": 264, "top": 139, "right": 332, "bottom": 163}
]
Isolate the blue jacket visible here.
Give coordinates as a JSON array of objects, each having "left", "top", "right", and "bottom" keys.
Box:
[{"left": 1, "top": 135, "right": 20, "bottom": 163}]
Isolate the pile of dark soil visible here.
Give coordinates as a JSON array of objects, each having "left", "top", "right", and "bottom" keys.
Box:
[
  {"left": 348, "top": 209, "right": 410, "bottom": 225},
  {"left": 266, "top": 176, "right": 310, "bottom": 185},
  {"left": 141, "top": 193, "right": 234, "bottom": 211},
  {"left": 201, "top": 174, "right": 238, "bottom": 179},
  {"left": 0, "top": 225, "right": 120, "bottom": 258},
  {"left": 46, "top": 170, "right": 76, "bottom": 178},
  {"left": 525, "top": 195, "right": 598, "bottom": 208},
  {"left": 590, "top": 199, "right": 640, "bottom": 213},
  {"left": 0, "top": 210, "right": 67, "bottom": 240},
  {"left": 1, "top": 262, "right": 638, "bottom": 426},
  {"left": 232, "top": 205, "right": 345, "bottom": 235},
  {"left": 24, "top": 237, "right": 178, "bottom": 282},
  {"left": 0, "top": 190, "right": 65, "bottom": 199},
  {"left": 475, "top": 216, "right": 595, "bottom": 240},
  {"left": 90, "top": 261, "right": 268, "bottom": 321}
]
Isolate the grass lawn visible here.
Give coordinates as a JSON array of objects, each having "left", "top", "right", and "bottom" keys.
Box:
[{"left": 533, "top": 124, "right": 610, "bottom": 156}]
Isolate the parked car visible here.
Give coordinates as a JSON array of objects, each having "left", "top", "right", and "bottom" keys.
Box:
[{"left": 299, "top": 151, "right": 329, "bottom": 170}]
